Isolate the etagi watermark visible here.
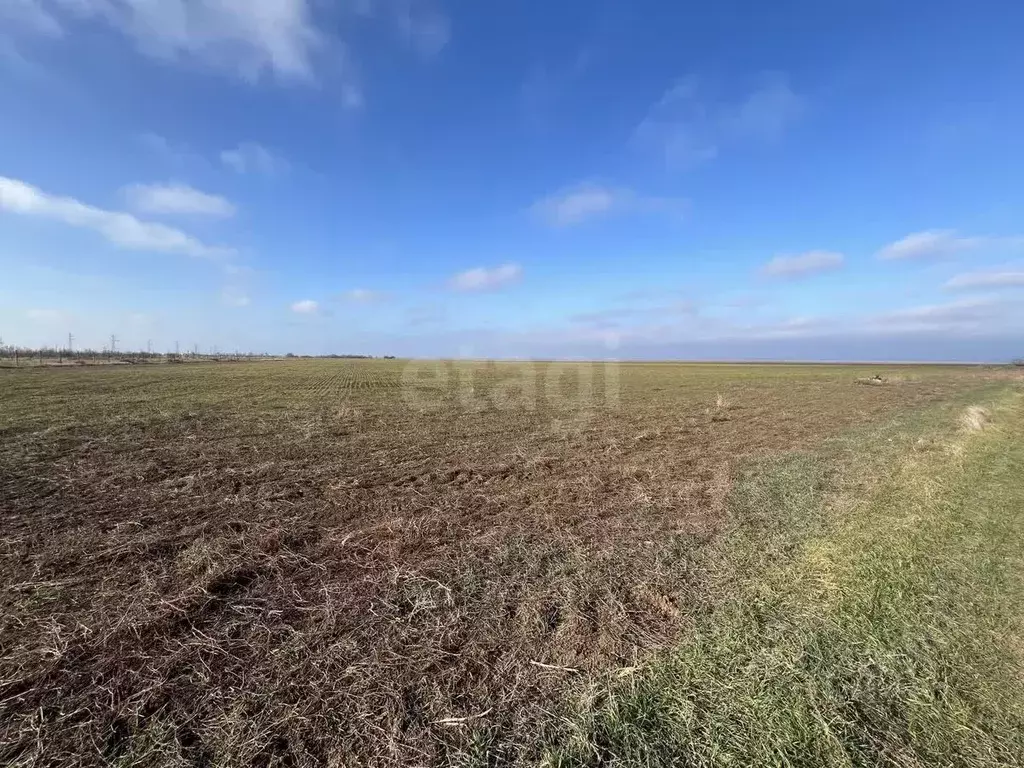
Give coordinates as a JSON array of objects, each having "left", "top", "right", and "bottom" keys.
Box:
[{"left": 399, "top": 359, "right": 621, "bottom": 416}]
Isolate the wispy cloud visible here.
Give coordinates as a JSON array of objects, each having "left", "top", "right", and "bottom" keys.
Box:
[
  {"left": 125, "top": 183, "right": 236, "bottom": 217},
  {"left": 222, "top": 287, "right": 251, "bottom": 307},
  {"left": 395, "top": 0, "right": 450, "bottom": 55},
  {"left": 1, "top": 0, "right": 61, "bottom": 36},
  {"left": 405, "top": 304, "right": 447, "bottom": 326},
  {"left": 13, "top": 0, "right": 324, "bottom": 81},
  {"left": 340, "top": 288, "right": 388, "bottom": 303},
  {"left": 220, "top": 143, "right": 289, "bottom": 175},
  {"left": 137, "top": 133, "right": 201, "bottom": 167},
  {"left": 353, "top": 0, "right": 450, "bottom": 56},
  {"left": 752, "top": 316, "right": 826, "bottom": 338},
  {"left": 26, "top": 307, "right": 69, "bottom": 323},
  {"left": 636, "top": 73, "right": 804, "bottom": 170},
  {"left": 945, "top": 270, "right": 1024, "bottom": 290},
  {"left": 450, "top": 263, "right": 522, "bottom": 292},
  {"left": 569, "top": 307, "right": 644, "bottom": 328},
  {"left": 221, "top": 264, "right": 254, "bottom": 307},
  {"left": 727, "top": 76, "right": 805, "bottom": 141},
  {"left": 760, "top": 250, "right": 844, "bottom": 278},
  {"left": 877, "top": 230, "right": 1024, "bottom": 261},
  {"left": 291, "top": 299, "right": 319, "bottom": 314},
  {"left": 568, "top": 300, "right": 699, "bottom": 331},
  {"left": 533, "top": 184, "right": 616, "bottom": 227},
  {"left": 876, "top": 230, "right": 983, "bottom": 260},
  {"left": 866, "top": 296, "right": 1005, "bottom": 332},
  {"left": 552, "top": 294, "right": 1017, "bottom": 348},
  {"left": 7, "top": 1, "right": 444, "bottom": 105},
  {"left": 520, "top": 48, "right": 592, "bottom": 128},
  {"left": 531, "top": 183, "right": 688, "bottom": 227},
  {"left": 0, "top": 176, "right": 234, "bottom": 258}
]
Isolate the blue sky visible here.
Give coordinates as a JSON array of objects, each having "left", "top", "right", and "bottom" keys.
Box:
[{"left": 2, "top": 0, "right": 1023, "bottom": 360}]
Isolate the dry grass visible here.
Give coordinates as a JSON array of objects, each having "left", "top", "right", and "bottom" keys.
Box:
[
  {"left": 0, "top": 360, "right": 1015, "bottom": 766},
  {"left": 960, "top": 404, "right": 991, "bottom": 432}
]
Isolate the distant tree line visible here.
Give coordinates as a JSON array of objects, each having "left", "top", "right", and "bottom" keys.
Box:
[
  {"left": 1, "top": 346, "right": 165, "bottom": 361},
  {"left": 0, "top": 344, "right": 398, "bottom": 366},
  {"left": 0, "top": 344, "right": 276, "bottom": 366}
]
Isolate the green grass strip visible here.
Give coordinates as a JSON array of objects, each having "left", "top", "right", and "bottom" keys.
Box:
[{"left": 547, "top": 390, "right": 1024, "bottom": 767}]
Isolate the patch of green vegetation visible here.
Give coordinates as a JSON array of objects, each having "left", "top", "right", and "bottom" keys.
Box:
[{"left": 545, "top": 388, "right": 1024, "bottom": 767}]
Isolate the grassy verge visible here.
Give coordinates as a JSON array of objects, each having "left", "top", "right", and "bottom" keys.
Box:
[{"left": 544, "top": 387, "right": 1024, "bottom": 767}]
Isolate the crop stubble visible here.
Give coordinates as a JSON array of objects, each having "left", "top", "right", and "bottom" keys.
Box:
[{"left": 0, "top": 360, "right": 1002, "bottom": 765}]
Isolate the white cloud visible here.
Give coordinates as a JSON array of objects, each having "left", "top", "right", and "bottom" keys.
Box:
[
  {"left": 0, "top": 176, "right": 234, "bottom": 258},
  {"left": 450, "top": 263, "right": 522, "bottom": 292},
  {"left": 2, "top": 0, "right": 62, "bottom": 36},
  {"left": 636, "top": 73, "right": 804, "bottom": 169},
  {"left": 139, "top": 133, "right": 227, "bottom": 169},
  {"left": 531, "top": 183, "right": 688, "bottom": 227},
  {"left": 547, "top": 294, "right": 1019, "bottom": 348},
  {"left": 877, "top": 230, "right": 1024, "bottom": 261},
  {"left": 757, "top": 316, "right": 823, "bottom": 337},
  {"left": 945, "top": 270, "right": 1024, "bottom": 290},
  {"left": 876, "top": 230, "right": 983, "bottom": 260},
  {"left": 291, "top": 299, "right": 319, "bottom": 313},
  {"left": 125, "top": 183, "right": 236, "bottom": 217},
  {"left": 867, "top": 296, "right": 1004, "bottom": 332},
  {"left": 341, "top": 288, "right": 387, "bottom": 303},
  {"left": 220, "top": 143, "right": 289, "bottom": 175},
  {"left": 138, "top": 132, "right": 174, "bottom": 155},
  {"left": 137, "top": 133, "right": 199, "bottom": 166},
  {"left": 760, "top": 250, "right": 845, "bottom": 278},
  {"left": 727, "top": 76, "right": 805, "bottom": 141},
  {"left": 22, "top": 0, "right": 323, "bottom": 81},
  {"left": 533, "top": 184, "right": 616, "bottom": 226},
  {"left": 7, "top": 1, "right": 446, "bottom": 101}
]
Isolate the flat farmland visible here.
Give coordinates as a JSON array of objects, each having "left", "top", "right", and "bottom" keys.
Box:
[{"left": 1, "top": 360, "right": 1022, "bottom": 767}]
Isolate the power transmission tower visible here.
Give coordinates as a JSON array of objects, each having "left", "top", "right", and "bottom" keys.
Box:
[
  {"left": 175, "top": 340, "right": 180, "bottom": 356},
  {"left": 67, "top": 332, "right": 74, "bottom": 352},
  {"left": 147, "top": 339, "right": 152, "bottom": 354},
  {"left": 109, "top": 334, "right": 118, "bottom": 354}
]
